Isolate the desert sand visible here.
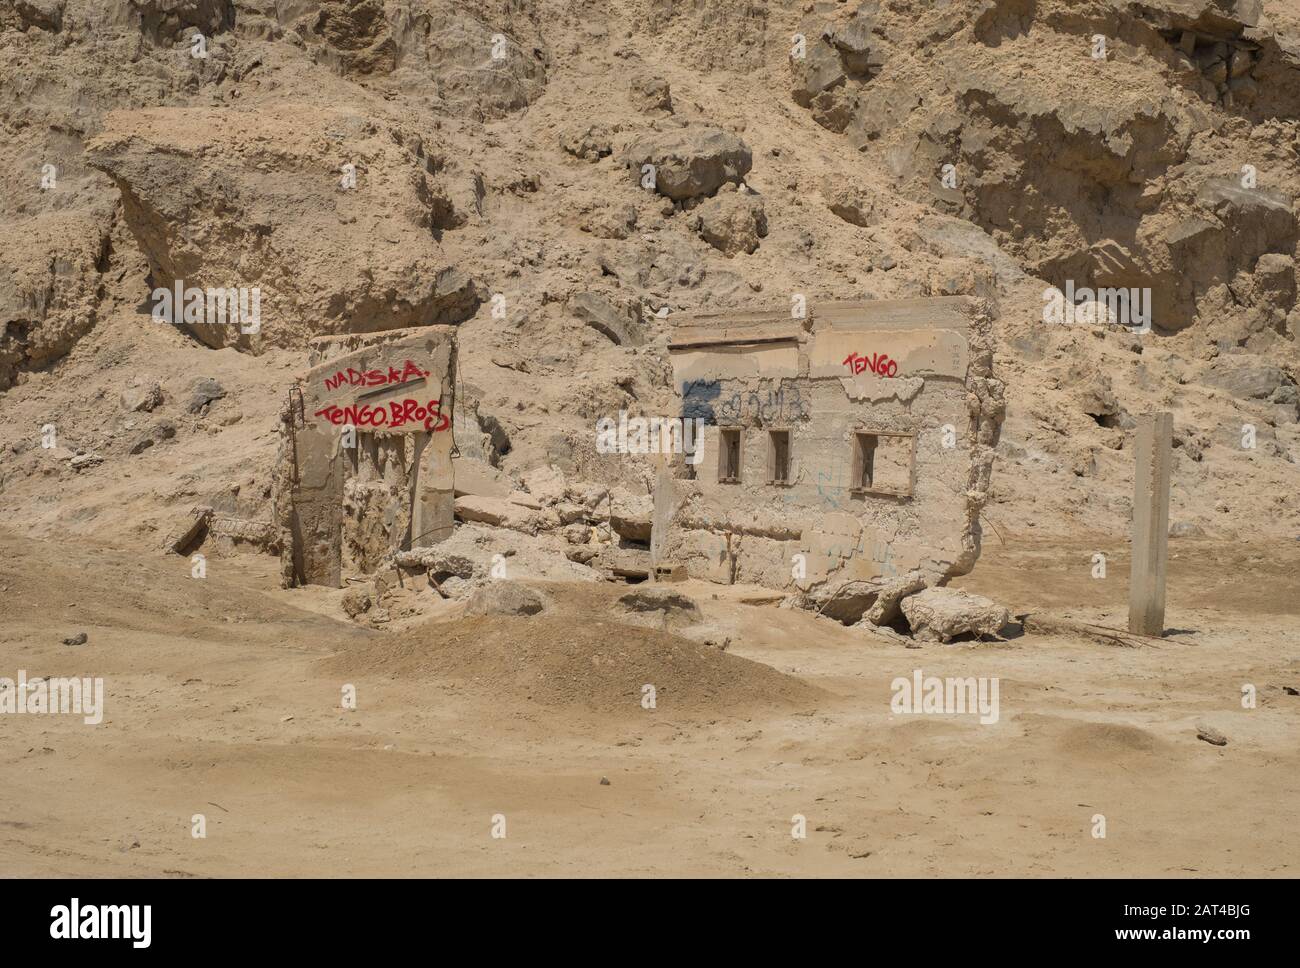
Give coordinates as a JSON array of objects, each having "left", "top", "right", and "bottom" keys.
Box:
[{"left": 2, "top": 1, "right": 1299, "bottom": 878}]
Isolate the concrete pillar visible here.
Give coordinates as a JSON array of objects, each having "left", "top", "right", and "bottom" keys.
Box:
[{"left": 1128, "top": 412, "right": 1172, "bottom": 636}]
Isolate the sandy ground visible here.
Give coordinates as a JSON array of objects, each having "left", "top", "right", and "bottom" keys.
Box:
[{"left": 1, "top": 530, "right": 1297, "bottom": 878}]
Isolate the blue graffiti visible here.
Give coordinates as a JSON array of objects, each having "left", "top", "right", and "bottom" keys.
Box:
[{"left": 680, "top": 379, "right": 811, "bottom": 426}]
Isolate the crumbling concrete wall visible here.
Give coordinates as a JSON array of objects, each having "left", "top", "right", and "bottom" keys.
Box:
[
  {"left": 271, "top": 327, "right": 458, "bottom": 587},
  {"left": 653, "top": 297, "right": 1003, "bottom": 625}
]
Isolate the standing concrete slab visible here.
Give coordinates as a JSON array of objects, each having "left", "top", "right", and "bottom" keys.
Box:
[
  {"left": 1129, "top": 411, "right": 1173, "bottom": 636},
  {"left": 272, "top": 327, "right": 458, "bottom": 587}
]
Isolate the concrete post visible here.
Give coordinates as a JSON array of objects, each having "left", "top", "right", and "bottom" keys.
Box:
[{"left": 1128, "top": 412, "right": 1172, "bottom": 636}]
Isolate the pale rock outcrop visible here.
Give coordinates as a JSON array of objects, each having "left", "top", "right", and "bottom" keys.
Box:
[
  {"left": 0, "top": 207, "right": 112, "bottom": 390},
  {"left": 86, "top": 105, "right": 480, "bottom": 352},
  {"left": 275, "top": 0, "right": 549, "bottom": 118},
  {"left": 789, "top": 4, "right": 887, "bottom": 133}
]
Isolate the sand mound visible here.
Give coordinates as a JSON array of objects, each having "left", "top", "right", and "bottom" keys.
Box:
[
  {"left": 1055, "top": 721, "right": 1166, "bottom": 759},
  {"left": 323, "top": 607, "right": 822, "bottom": 716}
]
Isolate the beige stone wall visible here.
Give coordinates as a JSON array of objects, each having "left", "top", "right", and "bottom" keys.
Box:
[{"left": 655, "top": 297, "right": 1004, "bottom": 618}]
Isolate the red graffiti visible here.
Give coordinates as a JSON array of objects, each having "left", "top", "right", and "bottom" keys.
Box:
[
  {"left": 323, "top": 359, "right": 429, "bottom": 392},
  {"left": 843, "top": 351, "right": 899, "bottom": 378},
  {"left": 313, "top": 399, "right": 451, "bottom": 432}
]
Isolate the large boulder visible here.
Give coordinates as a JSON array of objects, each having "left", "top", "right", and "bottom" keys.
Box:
[
  {"left": 621, "top": 125, "right": 752, "bottom": 201},
  {"left": 693, "top": 190, "right": 768, "bottom": 256},
  {"left": 86, "top": 105, "right": 480, "bottom": 352},
  {"left": 901, "top": 587, "right": 1009, "bottom": 643}
]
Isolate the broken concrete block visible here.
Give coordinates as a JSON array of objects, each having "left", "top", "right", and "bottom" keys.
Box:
[
  {"left": 864, "top": 573, "right": 928, "bottom": 626},
  {"left": 453, "top": 495, "right": 542, "bottom": 534},
  {"left": 608, "top": 488, "right": 653, "bottom": 542},
  {"left": 206, "top": 516, "right": 282, "bottom": 554},
  {"left": 452, "top": 457, "right": 511, "bottom": 499},
  {"left": 422, "top": 551, "right": 477, "bottom": 582},
  {"left": 593, "top": 545, "right": 652, "bottom": 579},
  {"left": 570, "top": 291, "right": 646, "bottom": 346},
  {"left": 164, "top": 506, "right": 214, "bottom": 555},
  {"left": 900, "top": 587, "right": 1009, "bottom": 643},
  {"left": 464, "top": 580, "right": 547, "bottom": 617}
]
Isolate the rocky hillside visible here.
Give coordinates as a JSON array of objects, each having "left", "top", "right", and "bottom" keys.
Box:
[{"left": 1, "top": 0, "right": 1297, "bottom": 552}]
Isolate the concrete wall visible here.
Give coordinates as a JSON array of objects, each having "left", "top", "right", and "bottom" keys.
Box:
[
  {"left": 273, "top": 327, "right": 457, "bottom": 587},
  {"left": 654, "top": 297, "right": 1004, "bottom": 620}
]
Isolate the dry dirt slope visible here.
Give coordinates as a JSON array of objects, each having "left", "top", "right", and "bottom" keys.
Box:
[{"left": 0, "top": 0, "right": 1297, "bottom": 551}]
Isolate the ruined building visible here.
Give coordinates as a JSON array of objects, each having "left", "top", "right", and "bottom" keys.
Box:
[
  {"left": 271, "top": 327, "right": 458, "bottom": 588},
  {"left": 259, "top": 297, "right": 1003, "bottom": 627},
  {"left": 651, "top": 297, "right": 1004, "bottom": 625}
]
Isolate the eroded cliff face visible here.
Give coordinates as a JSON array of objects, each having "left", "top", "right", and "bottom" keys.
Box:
[
  {"left": 0, "top": 0, "right": 1296, "bottom": 560},
  {"left": 86, "top": 105, "right": 481, "bottom": 351},
  {"left": 790, "top": 0, "right": 1300, "bottom": 339}
]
